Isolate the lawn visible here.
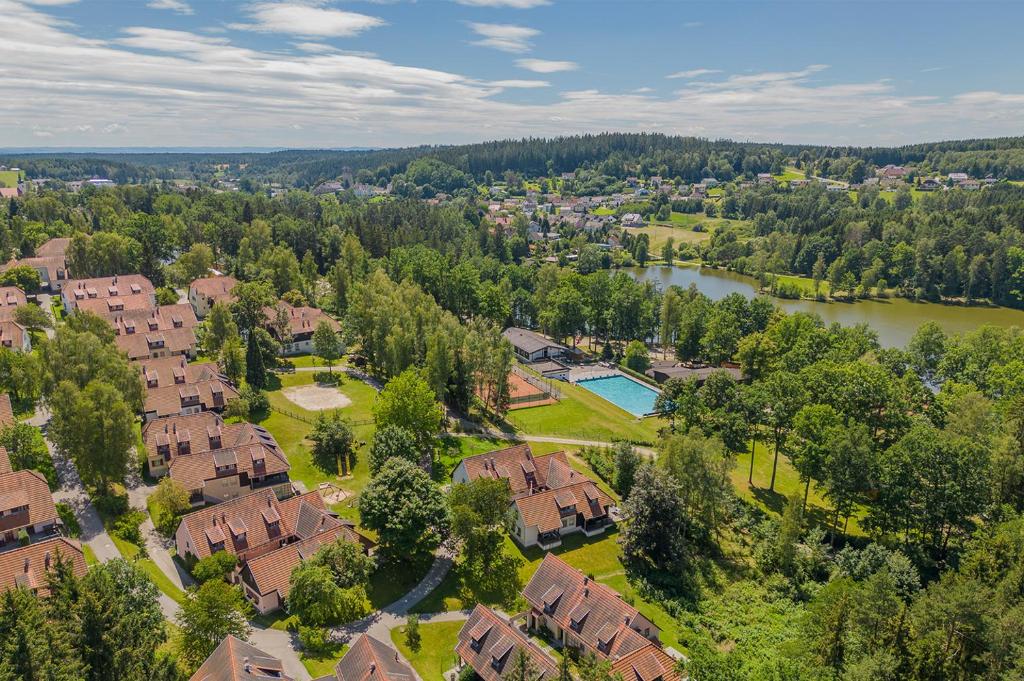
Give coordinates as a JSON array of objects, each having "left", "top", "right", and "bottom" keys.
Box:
[
  {"left": 772, "top": 167, "right": 807, "bottom": 182},
  {"left": 109, "top": 534, "right": 187, "bottom": 604},
  {"left": 258, "top": 371, "right": 378, "bottom": 508},
  {"left": 301, "top": 642, "right": 348, "bottom": 677},
  {"left": 731, "top": 440, "right": 866, "bottom": 536},
  {"left": 624, "top": 214, "right": 748, "bottom": 253},
  {"left": 0, "top": 169, "right": 21, "bottom": 188},
  {"left": 499, "top": 378, "right": 662, "bottom": 445},
  {"left": 83, "top": 544, "right": 98, "bottom": 566},
  {"left": 390, "top": 620, "right": 464, "bottom": 681}
]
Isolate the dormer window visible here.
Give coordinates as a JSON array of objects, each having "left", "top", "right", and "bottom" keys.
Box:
[
  {"left": 148, "top": 320, "right": 159, "bottom": 331},
  {"left": 130, "top": 284, "right": 141, "bottom": 294},
  {"left": 177, "top": 440, "right": 190, "bottom": 456}
]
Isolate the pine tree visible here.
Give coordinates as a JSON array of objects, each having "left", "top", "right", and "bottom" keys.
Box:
[{"left": 245, "top": 332, "right": 266, "bottom": 390}]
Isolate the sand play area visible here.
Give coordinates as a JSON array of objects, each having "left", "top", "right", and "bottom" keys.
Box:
[{"left": 282, "top": 384, "right": 352, "bottom": 411}]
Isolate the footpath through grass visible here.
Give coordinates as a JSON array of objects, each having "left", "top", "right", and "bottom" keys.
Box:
[{"left": 391, "top": 621, "right": 464, "bottom": 681}]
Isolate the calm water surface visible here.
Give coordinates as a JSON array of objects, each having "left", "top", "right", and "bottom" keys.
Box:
[{"left": 628, "top": 265, "right": 1024, "bottom": 348}]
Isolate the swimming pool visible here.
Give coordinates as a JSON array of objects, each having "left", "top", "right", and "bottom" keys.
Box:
[{"left": 577, "top": 374, "right": 660, "bottom": 417}]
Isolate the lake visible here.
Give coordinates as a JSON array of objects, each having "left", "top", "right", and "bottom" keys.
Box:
[{"left": 627, "top": 264, "right": 1024, "bottom": 348}]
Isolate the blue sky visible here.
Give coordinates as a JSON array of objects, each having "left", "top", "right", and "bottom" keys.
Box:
[{"left": 3, "top": 0, "right": 1024, "bottom": 148}]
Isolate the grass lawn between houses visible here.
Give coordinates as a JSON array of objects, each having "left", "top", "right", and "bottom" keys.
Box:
[
  {"left": 391, "top": 620, "right": 464, "bottom": 681},
  {"left": 301, "top": 642, "right": 349, "bottom": 678},
  {"left": 499, "top": 378, "right": 663, "bottom": 446}
]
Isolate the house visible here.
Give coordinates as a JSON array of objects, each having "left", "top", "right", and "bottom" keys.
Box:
[
  {"left": 174, "top": 488, "right": 337, "bottom": 566},
  {"left": 0, "top": 188, "right": 19, "bottom": 199},
  {"left": 756, "top": 173, "right": 775, "bottom": 185},
  {"left": 510, "top": 479, "right": 614, "bottom": 549},
  {"left": 61, "top": 274, "right": 155, "bottom": 314},
  {"left": 0, "top": 250, "right": 69, "bottom": 292},
  {"left": 522, "top": 554, "right": 680, "bottom": 681},
  {"left": 0, "top": 537, "right": 86, "bottom": 596},
  {"left": 312, "top": 181, "right": 345, "bottom": 197},
  {"left": 456, "top": 605, "right": 558, "bottom": 681},
  {"left": 502, "top": 328, "right": 568, "bottom": 362},
  {"left": 137, "top": 357, "right": 239, "bottom": 421},
  {"left": 189, "top": 634, "right": 294, "bottom": 681},
  {"left": 452, "top": 445, "right": 581, "bottom": 498},
  {"left": 239, "top": 523, "right": 369, "bottom": 613},
  {"left": 189, "top": 276, "right": 238, "bottom": 318},
  {"left": 948, "top": 172, "right": 969, "bottom": 182},
  {"left": 0, "top": 320, "right": 30, "bottom": 352},
  {"left": 919, "top": 178, "right": 943, "bottom": 191},
  {"left": 0, "top": 394, "right": 13, "bottom": 429},
  {"left": 108, "top": 304, "right": 199, "bottom": 360},
  {"left": 142, "top": 411, "right": 281, "bottom": 478},
  {"left": 645, "top": 363, "right": 743, "bottom": 385},
  {"left": 329, "top": 634, "right": 417, "bottom": 681},
  {"left": 169, "top": 440, "right": 291, "bottom": 507},
  {"left": 263, "top": 302, "right": 340, "bottom": 356},
  {"left": 878, "top": 164, "right": 909, "bottom": 179},
  {"left": 0, "top": 450, "right": 60, "bottom": 548},
  {"left": 35, "top": 238, "right": 70, "bottom": 259},
  {"left": 0, "top": 287, "right": 26, "bottom": 322},
  {"left": 620, "top": 213, "right": 645, "bottom": 227}
]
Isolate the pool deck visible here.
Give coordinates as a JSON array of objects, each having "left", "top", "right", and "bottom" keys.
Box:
[{"left": 569, "top": 365, "right": 662, "bottom": 418}]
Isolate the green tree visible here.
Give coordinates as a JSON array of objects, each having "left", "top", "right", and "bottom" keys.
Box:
[
  {"left": 245, "top": 331, "right": 267, "bottom": 389},
  {"left": 312, "top": 320, "right": 343, "bottom": 373},
  {"left": 0, "top": 422, "right": 57, "bottom": 488},
  {"left": 310, "top": 538, "right": 374, "bottom": 589},
  {"left": 622, "top": 340, "right": 650, "bottom": 373},
  {"left": 800, "top": 577, "right": 857, "bottom": 673},
  {"left": 450, "top": 477, "right": 511, "bottom": 572},
  {"left": 612, "top": 442, "right": 641, "bottom": 500},
  {"left": 287, "top": 562, "right": 366, "bottom": 627},
  {"left": 310, "top": 411, "right": 355, "bottom": 476},
  {"left": 404, "top": 615, "right": 421, "bottom": 653},
  {"left": 12, "top": 303, "right": 51, "bottom": 331},
  {"left": 790, "top": 404, "right": 841, "bottom": 512},
  {"left": 658, "top": 428, "right": 732, "bottom": 542},
  {"left": 202, "top": 300, "right": 238, "bottom": 355},
  {"left": 359, "top": 458, "right": 450, "bottom": 560},
  {"left": 176, "top": 580, "right": 251, "bottom": 668},
  {"left": 822, "top": 422, "right": 874, "bottom": 542},
  {"left": 373, "top": 368, "right": 443, "bottom": 458},
  {"left": 368, "top": 425, "right": 419, "bottom": 476},
  {"left": 620, "top": 464, "right": 689, "bottom": 575},
  {"left": 218, "top": 335, "right": 245, "bottom": 385},
  {"left": 191, "top": 552, "right": 239, "bottom": 584},
  {"left": 148, "top": 477, "right": 192, "bottom": 535}
]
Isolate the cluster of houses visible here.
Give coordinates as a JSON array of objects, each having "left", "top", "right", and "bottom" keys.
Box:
[{"left": 0, "top": 392, "right": 88, "bottom": 595}]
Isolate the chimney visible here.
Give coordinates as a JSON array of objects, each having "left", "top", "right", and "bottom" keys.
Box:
[
  {"left": 583, "top": 576, "right": 589, "bottom": 585},
  {"left": 23, "top": 557, "right": 29, "bottom": 573},
  {"left": 212, "top": 516, "right": 217, "bottom": 526},
  {"left": 370, "top": 663, "right": 376, "bottom": 675},
  {"left": 243, "top": 658, "right": 250, "bottom": 673},
  {"left": 584, "top": 587, "right": 589, "bottom": 597},
  {"left": 44, "top": 552, "right": 51, "bottom": 569}
]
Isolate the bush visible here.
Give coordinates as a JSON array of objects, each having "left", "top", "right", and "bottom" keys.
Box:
[
  {"left": 240, "top": 384, "right": 269, "bottom": 416},
  {"left": 623, "top": 340, "right": 650, "bottom": 373},
  {"left": 149, "top": 477, "right": 191, "bottom": 536},
  {"left": 17, "top": 529, "right": 29, "bottom": 546},
  {"left": 56, "top": 502, "right": 81, "bottom": 538},
  {"left": 579, "top": 445, "right": 614, "bottom": 485},
  {"left": 192, "top": 551, "right": 239, "bottom": 583},
  {"left": 298, "top": 625, "right": 331, "bottom": 655},
  {"left": 110, "top": 509, "right": 146, "bottom": 546},
  {"left": 93, "top": 492, "right": 130, "bottom": 519},
  {"left": 404, "top": 615, "right": 421, "bottom": 653}
]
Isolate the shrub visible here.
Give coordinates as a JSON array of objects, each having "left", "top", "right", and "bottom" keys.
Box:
[
  {"left": 17, "top": 529, "right": 29, "bottom": 546},
  {"left": 298, "top": 625, "right": 331, "bottom": 655},
  {"left": 192, "top": 551, "right": 239, "bottom": 583},
  {"left": 149, "top": 478, "right": 191, "bottom": 536},
  {"left": 404, "top": 615, "right": 421, "bottom": 653},
  {"left": 623, "top": 340, "right": 650, "bottom": 373},
  {"left": 56, "top": 502, "right": 81, "bottom": 538},
  {"left": 93, "top": 492, "right": 130, "bottom": 519},
  {"left": 240, "top": 384, "right": 269, "bottom": 416},
  {"left": 110, "top": 509, "right": 146, "bottom": 546}
]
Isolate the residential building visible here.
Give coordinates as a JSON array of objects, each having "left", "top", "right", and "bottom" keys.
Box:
[
  {"left": 522, "top": 554, "right": 680, "bottom": 681},
  {"left": 170, "top": 441, "right": 291, "bottom": 507},
  {"left": 108, "top": 304, "right": 199, "bottom": 360},
  {"left": 878, "top": 164, "right": 909, "bottom": 179},
  {"left": 452, "top": 445, "right": 581, "bottom": 498},
  {"left": 61, "top": 274, "right": 155, "bottom": 313},
  {"left": 142, "top": 411, "right": 281, "bottom": 478},
  {"left": 0, "top": 240, "right": 70, "bottom": 291},
  {"left": 510, "top": 479, "right": 613, "bottom": 549},
  {"left": 239, "top": 522, "right": 369, "bottom": 613},
  {"left": 919, "top": 178, "right": 943, "bottom": 191},
  {"left": 0, "top": 287, "right": 27, "bottom": 322},
  {"left": 174, "top": 488, "right": 337, "bottom": 567},
  {"left": 137, "top": 356, "right": 239, "bottom": 421},
  {"left": 189, "top": 634, "right": 294, "bottom": 681},
  {"left": 948, "top": 172, "right": 969, "bottom": 182},
  {"left": 189, "top": 276, "right": 239, "bottom": 318},
  {"left": 0, "top": 394, "right": 13, "bottom": 429},
  {"left": 0, "top": 449, "right": 60, "bottom": 548},
  {"left": 0, "top": 537, "right": 86, "bottom": 595},
  {"left": 0, "top": 320, "right": 30, "bottom": 352},
  {"left": 502, "top": 327, "right": 568, "bottom": 362},
  {"left": 756, "top": 173, "right": 775, "bottom": 184},
  {"left": 328, "top": 634, "right": 417, "bottom": 681},
  {"left": 620, "top": 213, "right": 645, "bottom": 227},
  {"left": 263, "top": 302, "right": 341, "bottom": 356},
  {"left": 456, "top": 605, "right": 558, "bottom": 681},
  {"left": 35, "top": 238, "right": 70, "bottom": 259}
]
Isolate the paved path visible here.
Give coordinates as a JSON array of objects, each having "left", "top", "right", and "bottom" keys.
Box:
[{"left": 333, "top": 546, "right": 462, "bottom": 644}]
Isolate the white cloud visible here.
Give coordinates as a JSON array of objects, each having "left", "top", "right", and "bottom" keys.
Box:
[
  {"left": 468, "top": 22, "right": 537, "bottom": 52},
  {"left": 147, "top": 0, "right": 194, "bottom": 15},
  {"left": 22, "top": 0, "right": 78, "bottom": 4},
  {"left": 921, "top": 66, "right": 945, "bottom": 73},
  {"left": 231, "top": 2, "right": 384, "bottom": 37},
  {"left": 4, "top": 1, "right": 1024, "bottom": 148},
  {"left": 666, "top": 68, "right": 720, "bottom": 79},
  {"left": 516, "top": 58, "right": 577, "bottom": 73},
  {"left": 490, "top": 79, "right": 549, "bottom": 88},
  {"left": 456, "top": 0, "right": 549, "bottom": 7}
]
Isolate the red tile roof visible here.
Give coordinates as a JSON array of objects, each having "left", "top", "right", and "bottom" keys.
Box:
[
  {"left": 0, "top": 537, "right": 86, "bottom": 595},
  {"left": 169, "top": 443, "right": 290, "bottom": 494},
  {"left": 0, "top": 394, "right": 14, "bottom": 429},
  {"left": 513, "top": 480, "right": 612, "bottom": 534},
  {"left": 0, "top": 287, "right": 26, "bottom": 321},
  {"left": 189, "top": 634, "right": 293, "bottom": 681},
  {"left": 456, "top": 605, "right": 558, "bottom": 681},
  {"left": 333, "top": 634, "right": 417, "bottom": 681},
  {"left": 264, "top": 302, "right": 339, "bottom": 340},
  {"left": 190, "top": 276, "right": 239, "bottom": 302},
  {"left": 0, "top": 469, "right": 57, "bottom": 534},
  {"left": 459, "top": 445, "right": 580, "bottom": 498}
]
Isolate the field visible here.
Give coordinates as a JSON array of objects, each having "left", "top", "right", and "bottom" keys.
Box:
[
  {"left": 0, "top": 169, "right": 21, "bottom": 188},
  {"left": 391, "top": 620, "right": 464, "bottom": 681},
  {"left": 301, "top": 643, "right": 348, "bottom": 678},
  {"left": 772, "top": 167, "right": 807, "bottom": 182},
  {"left": 498, "top": 378, "right": 663, "bottom": 445},
  {"left": 626, "top": 213, "right": 748, "bottom": 253}
]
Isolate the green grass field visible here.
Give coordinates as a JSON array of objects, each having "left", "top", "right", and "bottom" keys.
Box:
[
  {"left": 626, "top": 213, "right": 747, "bottom": 252},
  {"left": 0, "top": 170, "right": 21, "bottom": 188},
  {"left": 732, "top": 439, "right": 866, "bottom": 536},
  {"left": 499, "top": 379, "right": 662, "bottom": 445},
  {"left": 391, "top": 620, "right": 465, "bottom": 681},
  {"left": 301, "top": 643, "right": 348, "bottom": 677},
  {"left": 772, "top": 167, "right": 807, "bottom": 182}
]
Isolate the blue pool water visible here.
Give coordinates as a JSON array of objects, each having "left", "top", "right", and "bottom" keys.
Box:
[{"left": 577, "top": 374, "right": 659, "bottom": 417}]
